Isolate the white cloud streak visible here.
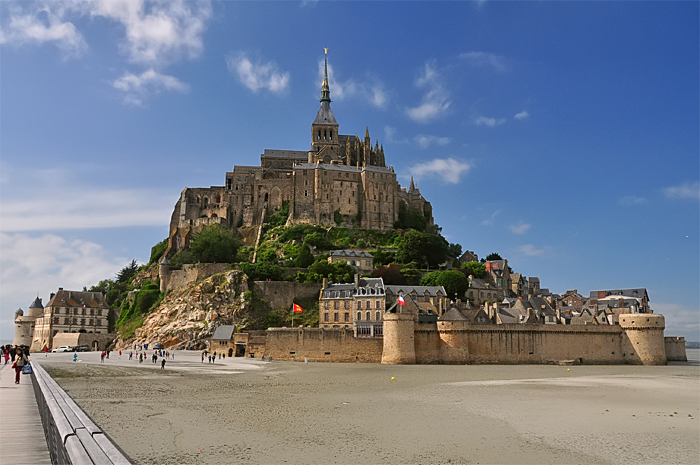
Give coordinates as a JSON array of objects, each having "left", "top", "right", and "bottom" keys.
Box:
[
  {"left": 618, "top": 195, "right": 647, "bottom": 205},
  {"left": 663, "top": 181, "right": 700, "bottom": 200},
  {"left": 474, "top": 115, "right": 506, "bottom": 127},
  {"left": 406, "top": 61, "right": 451, "bottom": 123},
  {"left": 514, "top": 110, "right": 529, "bottom": 120},
  {"left": 0, "top": 4, "right": 87, "bottom": 56},
  {"left": 519, "top": 244, "right": 545, "bottom": 256},
  {"left": 317, "top": 60, "right": 388, "bottom": 109},
  {"left": 414, "top": 134, "right": 451, "bottom": 149},
  {"left": 653, "top": 302, "right": 700, "bottom": 341},
  {"left": 459, "top": 51, "right": 507, "bottom": 73},
  {"left": 228, "top": 53, "right": 290, "bottom": 93},
  {"left": 113, "top": 68, "right": 189, "bottom": 106},
  {"left": 509, "top": 222, "right": 531, "bottom": 235},
  {"left": 409, "top": 158, "right": 471, "bottom": 184},
  {"left": 481, "top": 209, "right": 501, "bottom": 226}
]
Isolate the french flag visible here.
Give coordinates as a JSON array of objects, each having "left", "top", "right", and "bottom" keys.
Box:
[{"left": 398, "top": 295, "right": 405, "bottom": 306}]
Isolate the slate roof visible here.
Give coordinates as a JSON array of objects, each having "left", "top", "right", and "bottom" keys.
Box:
[
  {"left": 496, "top": 308, "right": 520, "bottom": 324},
  {"left": 322, "top": 278, "right": 384, "bottom": 299},
  {"left": 313, "top": 101, "right": 338, "bottom": 125},
  {"left": 589, "top": 288, "right": 648, "bottom": 300},
  {"left": 262, "top": 149, "right": 308, "bottom": 159},
  {"left": 385, "top": 285, "right": 446, "bottom": 297},
  {"left": 46, "top": 289, "right": 107, "bottom": 309},
  {"left": 29, "top": 297, "right": 43, "bottom": 309},
  {"left": 439, "top": 307, "right": 468, "bottom": 321},
  {"left": 211, "top": 325, "right": 235, "bottom": 341},
  {"left": 329, "top": 250, "right": 373, "bottom": 258}
]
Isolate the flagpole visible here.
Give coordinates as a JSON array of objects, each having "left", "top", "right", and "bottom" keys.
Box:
[{"left": 291, "top": 304, "right": 294, "bottom": 328}]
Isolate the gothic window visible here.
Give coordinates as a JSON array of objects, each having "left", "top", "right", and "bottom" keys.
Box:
[
  {"left": 366, "top": 311, "right": 371, "bottom": 321},
  {"left": 357, "top": 312, "right": 362, "bottom": 320},
  {"left": 376, "top": 311, "right": 381, "bottom": 321}
]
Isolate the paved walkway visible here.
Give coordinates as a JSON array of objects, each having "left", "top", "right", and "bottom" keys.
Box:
[{"left": 0, "top": 361, "right": 52, "bottom": 465}]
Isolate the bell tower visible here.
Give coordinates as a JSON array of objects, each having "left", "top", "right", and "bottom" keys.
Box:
[{"left": 310, "top": 49, "right": 341, "bottom": 164}]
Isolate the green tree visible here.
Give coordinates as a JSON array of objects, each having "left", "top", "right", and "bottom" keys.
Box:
[
  {"left": 436, "top": 270, "right": 469, "bottom": 300},
  {"left": 295, "top": 242, "right": 315, "bottom": 268},
  {"left": 396, "top": 230, "right": 449, "bottom": 268},
  {"left": 371, "top": 248, "right": 395, "bottom": 267},
  {"left": 420, "top": 271, "right": 442, "bottom": 287},
  {"left": 400, "top": 261, "right": 422, "bottom": 285},
  {"left": 483, "top": 252, "right": 503, "bottom": 263},
  {"left": 149, "top": 239, "right": 168, "bottom": 265},
  {"left": 189, "top": 224, "right": 240, "bottom": 263},
  {"left": 240, "top": 262, "right": 283, "bottom": 282},
  {"left": 461, "top": 261, "right": 486, "bottom": 279},
  {"left": 116, "top": 259, "right": 139, "bottom": 284},
  {"left": 447, "top": 242, "right": 462, "bottom": 259},
  {"left": 371, "top": 266, "right": 405, "bottom": 285}
]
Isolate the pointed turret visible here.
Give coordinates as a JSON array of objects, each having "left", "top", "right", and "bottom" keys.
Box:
[
  {"left": 409, "top": 176, "right": 415, "bottom": 192},
  {"left": 311, "top": 49, "right": 340, "bottom": 162},
  {"left": 320, "top": 48, "right": 331, "bottom": 103}
]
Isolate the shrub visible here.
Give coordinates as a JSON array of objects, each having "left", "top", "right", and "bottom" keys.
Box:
[{"left": 149, "top": 239, "right": 168, "bottom": 265}]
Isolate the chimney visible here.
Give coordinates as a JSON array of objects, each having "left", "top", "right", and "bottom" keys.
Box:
[
  {"left": 354, "top": 273, "right": 359, "bottom": 288},
  {"left": 50, "top": 293, "right": 55, "bottom": 299},
  {"left": 322, "top": 278, "right": 328, "bottom": 289},
  {"left": 557, "top": 308, "right": 562, "bottom": 323}
]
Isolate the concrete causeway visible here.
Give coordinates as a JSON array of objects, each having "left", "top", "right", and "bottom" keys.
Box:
[{"left": 0, "top": 361, "right": 51, "bottom": 465}]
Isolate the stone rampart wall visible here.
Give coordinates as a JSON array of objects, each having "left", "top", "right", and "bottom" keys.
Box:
[
  {"left": 253, "top": 281, "right": 322, "bottom": 311},
  {"left": 164, "top": 263, "right": 233, "bottom": 291},
  {"left": 265, "top": 328, "right": 383, "bottom": 362},
  {"left": 51, "top": 332, "right": 114, "bottom": 351},
  {"left": 665, "top": 337, "right": 688, "bottom": 361}
]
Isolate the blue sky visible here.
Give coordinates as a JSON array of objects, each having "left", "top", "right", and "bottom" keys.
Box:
[{"left": 1, "top": 1, "right": 698, "bottom": 342}]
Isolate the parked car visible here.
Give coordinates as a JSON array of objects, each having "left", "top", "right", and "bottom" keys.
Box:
[
  {"left": 152, "top": 343, "right": 164, "bottom": 349},
  {"left": 74, "top": 345, "right": 90, "bottom": 352},
  {"left": 52, "top": 345, "right": 74, "bottom": 353}
]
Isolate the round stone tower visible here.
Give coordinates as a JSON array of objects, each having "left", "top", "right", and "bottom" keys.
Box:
[
  {"left": 13, "top": 308, "right": 34, "bottom": 347},
  {"left": 28, "top": 296, "right": 44, "bottom": 318},
  {"left": 619, "top": 313, "right": 666, "bottom": 365},
  {"left": 159, "top": 256, "right": 170, "bottom": 293},
  {"left": 382, "top": 296, "right": 420, "bottom": 364}
]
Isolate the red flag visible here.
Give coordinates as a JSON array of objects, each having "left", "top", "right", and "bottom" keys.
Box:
[
  {"left": 398, "top": 295, "right": 405, "bottom": 306},
  {"left": 293, "top": 304, "right": 303, "bottom": 313}
]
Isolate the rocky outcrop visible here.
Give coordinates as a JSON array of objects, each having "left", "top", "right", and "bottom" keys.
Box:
[{"left": 113, "top": 271, "right": 249, "bottom": 350}]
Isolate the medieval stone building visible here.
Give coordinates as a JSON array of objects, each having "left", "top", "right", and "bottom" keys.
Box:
[{"left": 165, "top": 51, "right": 432, "bottom": 258}]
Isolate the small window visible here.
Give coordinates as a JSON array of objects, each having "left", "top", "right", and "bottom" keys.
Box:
[
  {"left": 304, "top": 190, "right": 308, "bottom": 197},
  {"left": 344, "top": 313, "right": 349, "bottom": 322},
  {"left": 376, "top": 300, "right": 381, "bottom": 309},
  {"left": 357, "top": 312, "right": 362, "bottom": 320},
  {"left": 324, "top": 313, "right": 329, "bottom": 322},
  {"left": 324, "top": 301, "right": 329, "bottom": 310},
  {"left": 358, "top": 301, "right": 362, "bottom": 309},
  {"left": 344, "top": 301, "right": 349, "bottom": 310},
  {"left": 366, "top": 311, "right": 371, "bottom": 321},
  {"left": 376, "top": 311, "right": 381, "bottom": 321},
  {"left": 334, "top": 313, "right": 339, "bottom": 322},
  {"left": 334, "top": 301, "right": 339, "bottom": 310}
]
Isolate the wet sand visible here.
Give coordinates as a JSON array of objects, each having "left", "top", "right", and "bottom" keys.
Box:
[{"left": 41, "top": 351, "right": 700, "bottom": 464}]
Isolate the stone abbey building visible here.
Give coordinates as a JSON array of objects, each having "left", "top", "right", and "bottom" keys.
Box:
[{"left": 165, "top": 51, "right": 432, "bottom": 257}]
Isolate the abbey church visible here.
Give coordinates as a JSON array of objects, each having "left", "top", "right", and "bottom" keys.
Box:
[{"left": 165, "top": 52, "right": 432, "bottom": 257}]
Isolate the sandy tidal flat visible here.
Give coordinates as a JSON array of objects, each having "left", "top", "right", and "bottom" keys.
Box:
[{"left": 41, "top": 351, "right": 700, "bottom": 464}]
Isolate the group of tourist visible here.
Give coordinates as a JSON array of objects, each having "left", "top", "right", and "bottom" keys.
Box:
[{"left": 3, "top": 344, "right": 31, "bottom": 384}]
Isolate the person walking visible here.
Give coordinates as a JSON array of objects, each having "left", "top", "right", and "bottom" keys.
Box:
[
  {"left": 100, "top": 351, "right": 106, "bottom": 363},
  {"left": 12, "top": 347, "right": 28, "bottom": 384},
  {"left": 160, "top": 358, "right": 166, "bottom": 371}
]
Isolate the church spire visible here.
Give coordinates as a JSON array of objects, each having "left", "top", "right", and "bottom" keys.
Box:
[
  {"left": 409, "top": 176, "right": 415, "bottom": 192},
  {"left": 320, "top": 48, "right": 331, "bottom": 103}
]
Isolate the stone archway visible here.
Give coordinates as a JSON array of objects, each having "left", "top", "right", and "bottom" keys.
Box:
[{"left": 228, "top": 348, "right": 233, "bottom": 357}]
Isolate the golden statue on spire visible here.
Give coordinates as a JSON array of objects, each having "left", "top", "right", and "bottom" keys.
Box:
[{"left": 324, "top": 47, "right": 328, "bottom": 54}]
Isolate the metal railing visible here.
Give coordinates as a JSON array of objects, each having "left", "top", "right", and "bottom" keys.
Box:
[{"left": 30, "top": 360, "right": 132, "bottom": 465}]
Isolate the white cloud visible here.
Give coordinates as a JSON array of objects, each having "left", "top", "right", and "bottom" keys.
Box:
[
  {"left": 653, "top": 302, "right": 700, "bottom": 341},
  {"left": 317, "top": 59, "right": 388, "bottom": 109},
  {"left": 414, "top": 134, "right": 451, "bottom": 149},
  {"left": 228, "top": 53, "right": 290, "bottom": 93},
  {"left": 519, "top": 244, "right": 545, "bottom": 256},
  {"left": 459, "top": 51, "right": 507, "bottom": 73},
  {"left": 0, "top": 166, "right": 173, "bottom": 232},
  {"left": 89, "top": 0, "right": 212, "bottom": 67},
  {"left": 509, "top": 222, "right": 531, "bottom": 234},
  {"left": 409, "top": 158, "right": 471, "bottom": 184},
  {"left": 514, "top": 110, "right": 529, "bottom": 120},
  {"left": 0, "top": 4, "right": 87, "bottom": 57},
  {"left": 619, "top": 195, "right": 647, "bottom": 205},
  {"left": 113, "top": 68, "right": 189, "bottom": 105},
  {"left": 663, "top": 181, "right": 700, "bottom": 200},
  {"left": 474, "top": 115, "right": 506, "bottom": 127},
  {"left": 406, "top": 61, "right": 451, "bottom": 123},
  {"left": 0, "top": 232, "right": 127, "bottom": 339},
  {"left": 481, "top": 209, "right": 501, "bottom": 226}
]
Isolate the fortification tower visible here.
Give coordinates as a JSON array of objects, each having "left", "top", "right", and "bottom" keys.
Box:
[
  {"left": 28, "top": 296, "right": 44, "bottom": 318},
  {"left": 437, "top": 306, "right": 470, "bottom": 363},
  {"left": 619, "top": 313, "right": 666, "bottom": 365},
  {"left": 310, "top": 49, "right": 341, "bottom": 164},
  {"left": 381, "top": 295, "right": 417, "bottom": 364}
]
